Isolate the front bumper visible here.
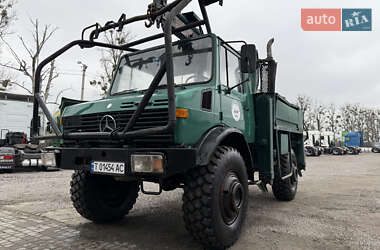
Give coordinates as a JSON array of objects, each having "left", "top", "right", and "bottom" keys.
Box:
[{"left": 56, "top": 147, "right": 197, "bottom": 177}]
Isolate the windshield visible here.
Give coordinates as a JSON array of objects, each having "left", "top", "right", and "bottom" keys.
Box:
[{"left": 110, "top": 37, "right": 213, "bottom": 95}]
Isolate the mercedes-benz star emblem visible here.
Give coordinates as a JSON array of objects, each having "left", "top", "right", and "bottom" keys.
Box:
[{"left": 99, "top": 115, "right": 117, "bottom": 132}]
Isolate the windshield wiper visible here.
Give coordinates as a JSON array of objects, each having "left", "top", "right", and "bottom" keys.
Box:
[
  {"left": 113, "top": 88, "right": 144, "bottom": 96},
  {"left": 156, "top": 83, "right": 184, "bottom": 89}
]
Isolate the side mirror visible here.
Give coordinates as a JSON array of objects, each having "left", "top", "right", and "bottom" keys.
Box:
[{"left": 241, "top": 44, "right": 257, "bottom": 74}]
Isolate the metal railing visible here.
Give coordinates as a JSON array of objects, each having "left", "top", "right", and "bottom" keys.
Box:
[{"left": 32, "top": 0, "right": 220, "bottom": 141}]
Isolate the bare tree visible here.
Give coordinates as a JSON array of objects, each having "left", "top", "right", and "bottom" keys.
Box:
[
  {"left": 341, "top": 104, "right": 356, "bottom": 132},
  {"left": 296, "top": 95, "right": 380, "bottom": 144},
  {"left": 325, "top": 103, "right": 341, "bottom": 142},
  {"left": 369, "top": 109, "right": 380, "bottom": 142},
  {"left": 0, "top": 0, "right": 15, "bottom": 88},
  {"left": 90, "top": 30, "right": 131, "bottom": 96},
  {"left": 360, "top": 108, "right": 380, "bottom": 143},
  {"left": 296, "top": 95, "right": 314, "bottom": 131},
  {"left": 0, "top": 0, "right": 15, "bottom": 39},
  {"left": 340, "top": 104, "right": 380, "bottom": 143},
  {"left": 311, "top": 101, "right": 326, "bottom": 133},
  {"left": 0, "top": 19, "right": 59, "bottom": 101}
]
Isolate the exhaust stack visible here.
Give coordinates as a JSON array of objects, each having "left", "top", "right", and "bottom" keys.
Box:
[{"left": 266, "top": 38, "right": 274, "bottom": 60}]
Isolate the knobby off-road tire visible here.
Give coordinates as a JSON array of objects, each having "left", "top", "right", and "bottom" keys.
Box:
[
  {"left": 70, "top": 170, "right": 139, "bottom": 223},
  {"left": 272, "top": 151, "right": 298, "bottom": 201},
  {"left": 183, "top": 146, "right": 248, "bottom": 250}
]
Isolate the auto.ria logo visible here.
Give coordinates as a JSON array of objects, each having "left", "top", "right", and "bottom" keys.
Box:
[{"left": 301, "top": 8, "right": 372, "bottom": 31}]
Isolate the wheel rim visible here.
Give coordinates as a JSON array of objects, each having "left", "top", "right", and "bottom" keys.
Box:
[
  {"left": 220, "top": 172, "right": 245, "bottom": 225},
  {"left": 96, "top": 176, "right": 128, "bottom": 208}
]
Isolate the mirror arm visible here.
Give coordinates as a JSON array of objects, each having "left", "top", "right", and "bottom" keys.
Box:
[{"left": 226, "top": 78, "right": 250, "bottom": 94}]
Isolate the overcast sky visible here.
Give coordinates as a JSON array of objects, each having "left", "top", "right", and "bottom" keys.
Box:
[{"left": 1, "top": 0, "right": 379, "bottom": 108}]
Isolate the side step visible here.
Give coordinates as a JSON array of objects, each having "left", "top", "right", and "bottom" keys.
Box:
[{"left": 248, "top": 180, "right": 268, "bottom": 192}]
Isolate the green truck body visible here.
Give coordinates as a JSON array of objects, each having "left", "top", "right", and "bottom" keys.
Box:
[
  {"left": 32, "top": 1, "right": 305, "bottom": 249},
  {"left": 59, "top": 35, "right": 305, "bottom": 182}
]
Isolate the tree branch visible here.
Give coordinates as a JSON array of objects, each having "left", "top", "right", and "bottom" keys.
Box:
[
  {"left": 18, "top": 36, "right": 34, "bottom": 58},
  {"left": 5, "top": 81, "right": 33, "bottom": 94}
]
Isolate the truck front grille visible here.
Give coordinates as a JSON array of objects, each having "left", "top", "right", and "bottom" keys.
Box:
[{"left": 62, "top": 108, "right": 173, "bottom": 145}]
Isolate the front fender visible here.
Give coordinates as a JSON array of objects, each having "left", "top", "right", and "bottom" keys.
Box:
[{"left": 195, "top": 126, "right": 254, "bottom": 179}]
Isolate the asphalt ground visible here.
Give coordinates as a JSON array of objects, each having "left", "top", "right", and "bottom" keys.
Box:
[{"left": 0, "top": 153, "right": 379, "bottom": 249}]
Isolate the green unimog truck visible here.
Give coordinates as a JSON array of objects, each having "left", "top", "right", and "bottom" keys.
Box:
[{"left": 32, "top": 0, "right": 305, "bottom": 249}]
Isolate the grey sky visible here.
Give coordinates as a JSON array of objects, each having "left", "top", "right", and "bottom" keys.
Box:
[{"left": 1, "top": 0, "right": 379, "bottom": 108}]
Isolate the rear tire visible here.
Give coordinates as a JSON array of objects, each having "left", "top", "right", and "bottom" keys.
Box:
[
  {"left": 332, "top": 148, "right": 341, "bottom": 155},
  {"left": 305, "top": 147, "right": 314, "bottom": 157},
  {"left": 182, "top": 146, "right": 248, "bottom": 250},
  {"left": 70, "top": 170, "right": 139, "bottom": 223},
  {"left": 272, "top": 151, "right": 298, "bottom": 201},
  {"left": 347, "top": 147, "right": 355, "bottom": 155},
  {"left": 317, "top": 149, "right": 322, "bottom": 156}
]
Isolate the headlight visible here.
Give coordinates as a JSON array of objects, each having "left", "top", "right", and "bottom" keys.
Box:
[
  {"left": 131, "top": 154, "right": 164, "bottom": 173},
  {"left": 41, "top": 153, "right": 56, "bottom": 167}
]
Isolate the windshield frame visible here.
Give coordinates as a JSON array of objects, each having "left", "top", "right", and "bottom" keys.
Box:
[{"left": 108, "top": 35, "right": 215, "bottom": 96}]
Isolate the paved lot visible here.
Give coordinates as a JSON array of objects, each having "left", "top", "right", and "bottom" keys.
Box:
[{"left": 0, "top": 153, "right": 379, "bottom": 249}]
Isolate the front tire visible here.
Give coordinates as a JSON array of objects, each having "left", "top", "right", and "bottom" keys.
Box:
[
  {"left": 183, "top": 146, "right": 248, "bottom": 250},
  {"left": 70, "top": 170, "right": 139, "bottom": 223},
  {"left": 272, "top": 151, "right": 298, "bottom": 201}
]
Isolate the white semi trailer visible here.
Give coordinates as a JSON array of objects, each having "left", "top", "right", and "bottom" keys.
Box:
[{"left": 0, "top": 92, "right": 34, "bottom": 138}]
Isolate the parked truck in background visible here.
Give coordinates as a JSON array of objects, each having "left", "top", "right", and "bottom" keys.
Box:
[
  {"left": 0, "top": 92, "right": 34, "bottom": 137},
  {"left": 31, "top": 1, "right": 306, "bottom": 249},
  {"left": 344, "top": 132, "right": 362, "bottom": 154},
  {"left": 304, "top": 130, "right": 323, "bottom": 156},
  {"left": 0, "top": 92, "right": 56, "bottom": 171},
  {"left": 304, "top": 130, "right": 360, "bottom": 156}
]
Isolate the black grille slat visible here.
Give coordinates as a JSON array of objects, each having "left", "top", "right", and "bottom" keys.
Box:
[
  {"left": 81, "top": 117, "right": 100, "bottom": 121},
  {"left": 63, "top": 108, "right": 172, "bottom": 145}
]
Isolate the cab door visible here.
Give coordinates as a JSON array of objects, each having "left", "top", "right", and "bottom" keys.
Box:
[{"left": 218, "top": 43, "right": 246, "bottom": 132}]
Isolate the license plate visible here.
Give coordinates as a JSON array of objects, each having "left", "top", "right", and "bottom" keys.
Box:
[
  {"left": 0, "top": 165, "right": 13, "bottom": 169},
  {"left": 91, "top": 161, "right": 125, "bottom": 175}
]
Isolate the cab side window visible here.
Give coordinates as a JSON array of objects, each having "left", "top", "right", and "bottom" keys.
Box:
[
  {"left": 227, "top": 50, "right": 243, "bottom": 93},
  {"left": 219, "top": 46, "right": 228, "bottom": 87},
  {"left": 219, "top": 45, "right": 243, "bottom": 93}
]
